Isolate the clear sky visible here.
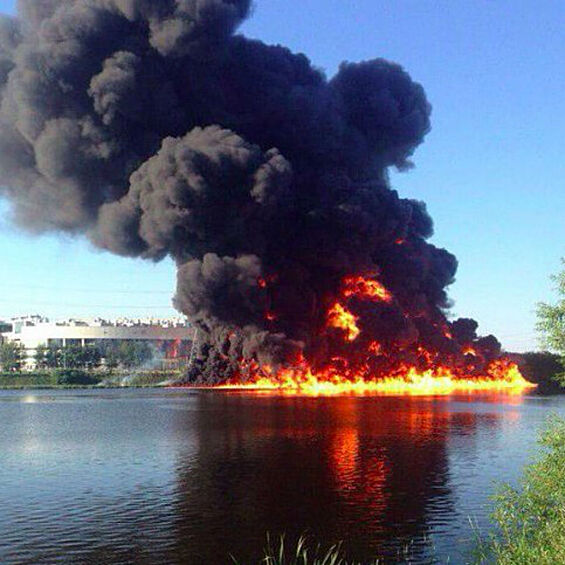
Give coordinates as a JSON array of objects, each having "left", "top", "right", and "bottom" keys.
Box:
[{"left": 1, "top": 0, "right": 564, "bottom": 351}]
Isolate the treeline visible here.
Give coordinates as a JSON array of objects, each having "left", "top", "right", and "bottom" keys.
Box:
[
  {"left": 0, "top": 342, "right": 24, "bottom": 372},
  {"left": 518, "top": 351, "right": 565, "bottom": 394},
  {"left": 0, "top": 341, "right": 154, "bottom": 372}
]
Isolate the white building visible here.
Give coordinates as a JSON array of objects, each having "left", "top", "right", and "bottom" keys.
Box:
[{"left": 0, "top": 316, "right": 196, "bottom": 370}]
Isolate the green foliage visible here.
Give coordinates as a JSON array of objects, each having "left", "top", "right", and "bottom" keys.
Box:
[
  {"left": 44, "top": 345, "right": 61, "bottom": 368},
  {"left": 520, "top": 351, "right": 565, "bottom": 393},
  {"left": 0, "top": 371, "right": 58, "bottom": 388},
  {"left": 55, "top": 369, "right": 101, "bottom": 386},
  {"left": 231, "top": 535, "right": 378, "bottom": 565},
  {"left": 119, "top": 340, "right": 153, "bottom": 368},
  {"left": 34, "top": 343, "right": 102, "bottom": 369},
  {"left": 0, "top": 341, "right": 24, "bottom": 372},
  {"left": 99, "top": 340, "right": 154, "bottom": 369},
  {"left": 59, "top": 345, "right": 102, "bottom": 369},
  {"left": 35, "top": 341, "right": 154, "bottom": 371},
  {"left": 34, "top": 344, "right": 48, "bottom": 369},
  {"left": 537, "top": 259, "right": 565, "bottom": 356},
  {"left": 476, "top": 417, "right": 565, "bottom": 565},
  {"left": 103, "top": 345, "right": 120, "bottom": 370}
]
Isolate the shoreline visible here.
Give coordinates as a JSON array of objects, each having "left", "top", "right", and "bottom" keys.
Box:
[
  {"left": 0, "top": 369, "right": 181, "bottom": 390},
  {"left": 0, "top": 384, "right": 168, "bottom": 390},
  {"left": 0, "top": 383, "right": 563, "bottom": 398}
]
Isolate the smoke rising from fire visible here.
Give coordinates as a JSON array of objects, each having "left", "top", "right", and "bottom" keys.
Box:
[{"left": 0, "top": 1, "right": 509, "bottom": 384}]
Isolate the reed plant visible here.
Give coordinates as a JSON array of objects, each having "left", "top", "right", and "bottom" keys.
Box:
[{"left": 231, "top": 534, "right": 381, "bottom": 565}]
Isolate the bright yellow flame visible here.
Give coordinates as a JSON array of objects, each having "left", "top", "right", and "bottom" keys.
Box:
[
  {"left": 327, "top": 303, "right": 360, "bottom": 341},
  {"left": 215, "top": 363, "right": 535, "bottom": 397},
  {"left": 205, "top": 271, "right": 537, "bottom": 398}
]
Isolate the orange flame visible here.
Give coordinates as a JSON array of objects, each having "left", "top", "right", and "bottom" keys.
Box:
[
  {"left": 369, "top": 341, "right": 382, "bottom": 355},
  {"left": 343, "top": 275, "right": 392, "bottom": 303},
  {"left": 208, "top": 273, "right": 536, "bottom": 397},
  {"left": 217, "top": 361, "right": 535, "bottom": 396},
  {"left": 327, "top": 303, "right": 360, "bottom": 341}
]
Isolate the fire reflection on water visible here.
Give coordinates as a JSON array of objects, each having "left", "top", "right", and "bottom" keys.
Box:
[
  {"left": 172, "top": 392, "right": 526, "bottom": 564},
  {"left": 0, "top": 388, "right": 539, "bottom": 565},
  {"left": 329, "top": 400, "right": 389, "bottom": 525}
]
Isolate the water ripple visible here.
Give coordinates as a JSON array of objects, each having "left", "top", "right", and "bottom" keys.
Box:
[{"left": 1, "top": 389, "right": 564, "bottom": 564}]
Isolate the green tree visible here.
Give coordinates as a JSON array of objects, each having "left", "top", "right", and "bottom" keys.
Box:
[
  {"left": 537, "top": 259, "right": 565, "bottom": 387},
  {"left": 102, "top": 344, "right": 120, "bottom": 371},
  {"left": 0, "top": 341, "right": 25, "bottom": 372},
  {"left": 44, "top": 345, "right": 61, "bottom": 368},
  {"left": 55, "top": 369, "right": 100, "bottom": 386},
  {"left": 59, "top": 345, "right": 82, "bottom": 369},
  {"left": 537, "top": 259, "right": 565, "bottom": 355},
  {"left": 98, "top": 340, "right": 153, "bottom": 370},
  {"left": 520, "top": 351, "right": 564, "bottom": 393},
  {"left": 58, "top": 345, "right": 102, "bottom": 369},
  {"left": 82, "top": 345, "right": 102, "bottom": 369},
  {"left": 34, "top": 343, "right": 48, "bottom": 370},
  {"left": 117, "top": 341, "right": 153, "bottom": 368}
]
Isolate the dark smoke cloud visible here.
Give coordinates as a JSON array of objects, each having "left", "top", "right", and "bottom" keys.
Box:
[
  {"left": 0, "top": 1, "right": 500, "bottom": 382},
  {"left": 94, "top": 125, "right": 293, "bottom": 260}
]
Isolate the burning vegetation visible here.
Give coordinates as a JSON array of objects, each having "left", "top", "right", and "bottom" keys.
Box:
[{"left": 0, "top": 1, "right": 533, "bottom": 394}]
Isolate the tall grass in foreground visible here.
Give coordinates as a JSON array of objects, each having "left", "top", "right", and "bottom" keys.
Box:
[
  {"left": 475, "top": 415, "right": 565, "bottom": 565},
  {"left": 231, "top": 534, "right": 433, "bottom": 564},
  {"left": 231, "top": 534, "right": 380, "bottom": 565}
]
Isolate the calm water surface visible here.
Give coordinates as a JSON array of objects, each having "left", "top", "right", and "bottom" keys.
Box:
[{"left": 1, "top": 389, "right": 564, "bottom": 564}]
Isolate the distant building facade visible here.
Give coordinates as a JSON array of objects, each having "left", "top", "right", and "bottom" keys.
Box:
[{"left": 0, "top": 315, "right": 196, "bottom": 370}]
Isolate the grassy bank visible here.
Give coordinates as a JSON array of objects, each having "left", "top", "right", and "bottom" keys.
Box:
[
  {"left": 0, "top": 371, "right": 58, "bottom": 388},
  {"left": 0, "top": 369, "right": 182, "bottom": 389}
]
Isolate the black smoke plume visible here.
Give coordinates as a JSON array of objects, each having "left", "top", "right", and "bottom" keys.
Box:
[{"left": 0, "top": 1, "right": 502, "bottom": 383}]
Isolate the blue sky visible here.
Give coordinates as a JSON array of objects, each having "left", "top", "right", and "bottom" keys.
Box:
[{"left": 1, "top": 1, "right": 564, "bottom": 351}]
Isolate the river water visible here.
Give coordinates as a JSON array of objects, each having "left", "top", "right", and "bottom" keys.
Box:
[{"left": 0, "top": 389, "right": 564, "bottom": 564}]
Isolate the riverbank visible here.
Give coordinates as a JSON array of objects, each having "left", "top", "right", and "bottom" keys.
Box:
[
  {"left": 0, "top": 369, "right": 181, "bottom": 389},
  {"left": 3, "top": 353, "right": 563, "bottom": 393}
]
